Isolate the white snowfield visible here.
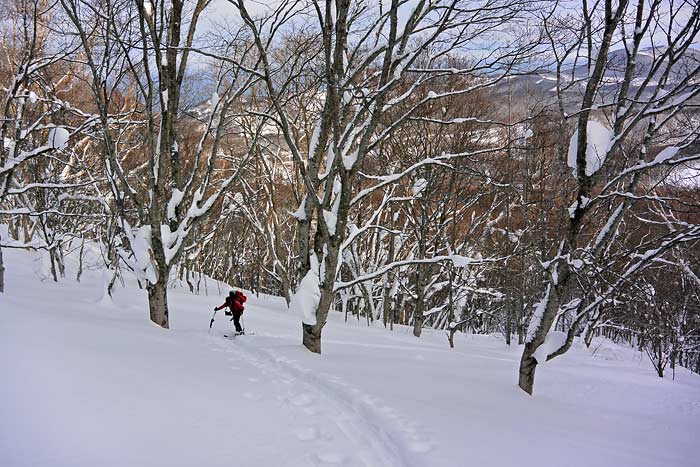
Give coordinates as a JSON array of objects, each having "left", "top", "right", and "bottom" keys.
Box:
[{"left": 1, "top": 248, "right": 699, "bottom": 467}]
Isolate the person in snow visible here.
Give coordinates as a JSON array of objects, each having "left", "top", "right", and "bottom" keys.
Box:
[{"left": 215, "top": 290, "right": 247, "bottom": 334}]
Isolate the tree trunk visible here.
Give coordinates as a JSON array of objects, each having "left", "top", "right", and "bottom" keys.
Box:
[
  {"left": 48, "top": 249, "right": 58, "bottom": 282},
  {"left": 584, "top": 325, "right": 595, "bottom": 348},
  {"left": 56, "top": 242, "right": 66, "bottom": 278},
  {"left": 281, "top": 276, "right": 292, "bottom": 308},
  {"left": 382, "top": 279, "right": 390, "bottom": 328},
  {"left": 302, "top": 282, "right": 334, "bottom": 354},
  {"left": 447, "top": 268, "right": 455, "bottom": 348},
  {"left": 383, "top": 224, "right": 396, "bottom": 328},
  {"left": 184, "top": 264, "right": 194, "bottom": 293},
  {"left": 76, "top": 239, "right": 85, "bottom": 283},
  {"left": 413, "top": 309, "right": 424, "bottom": 337},
  {"left": 518, "top": 284, "right": 562, "bottom": 395},
  {"left": 518, "top": 341, "right": 539, "bottom": 395},
  {"left": 0, "top": 245, "right": 4, "bottom": 293},
  {"left": 107, "top": 265, "right": 118, "bottom": 298},
  {"left": 504, "top": 308, "right": 512, "bottom": 346},
  {"left": 302, "top": 322, "right": 322, "bottom": 353},
  {"left": 517, "top": 311, "right": 525, "bottom": 344},
  {"left": 656, "top": 342, "right": 664, "bottom": 378},
  {"left": 656, "top": 363, "right": 664, "bottom": 378},
  {"left": 147, "top": 279, "right": 169, "bottom": 328},
  {"left": 413, "top": 267, "right": 426, "bottom": 337}
]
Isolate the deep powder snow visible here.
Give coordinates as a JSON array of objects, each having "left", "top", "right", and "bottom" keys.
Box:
[{"left": 1, "top": 248, "right": 698, "bottom": 467}]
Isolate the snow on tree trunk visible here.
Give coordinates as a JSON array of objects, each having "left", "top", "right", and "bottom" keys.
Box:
[
  {"left": 291, "top": 254, "right": 321, "bottom": 323},
  {"left": 518, "top": 283, "right": 562, "bottom": 394},
  {"left": 291, "top": 253, "right": 328, "bottom": 353},
  {"left": 302, "top": 285, "right": 335, "bottom": 354}
]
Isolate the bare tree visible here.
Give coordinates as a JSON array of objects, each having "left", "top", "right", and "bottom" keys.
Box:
[
  {"left": 60, "top": 0, "right": 262, "bottom": 326},
  {"left": 0, "top": 0, "right": 87, "bottom": 291},
  {"left": 518, "top": 0, "right": 700, "bottom": 394},
  {"left": 229, "top": 0, "right": 540, "bottom": 352}
]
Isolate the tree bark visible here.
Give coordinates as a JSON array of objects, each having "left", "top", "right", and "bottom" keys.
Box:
[
  {"left": 413, "top": 267, "right": 426, "bottom": 337},
  {"left": 447, "top": 268, "right": 455, "bottom": 348},
  {"left": 0, "top": 245, "right": 4, "bottom": 293},
  {"left": 302, "top": 281, "right": 335, "bottom": 353},
  {"left": 48, "top": 248, "right": 58, "bottom": 282},
  {"left": 107, "top": 265, "right": 118, "bottom": 298},
  {"left": 584, "top": 327, "right": 595, "bottom": 348},
  {"left": 518, "top": 283, "right": 563, "bottom": 394},
  {"left": 76, "top": 239, "right": 85, "bottom": 283},
  {"left": 656, "top": 343, "right": 664, "bottom": 378},
  {"left": 518, "top": 341, "right": 539, "bottom": 395},
  {"left": 147, "top": 278, "right": 169, "bottom": 328},
  {"left": 56, "top": 243, "right": 66, "bottom": 279},
  {"left": 281, "top": 275, "right": 292, "bottom": 308},
  {"left": 302, "top": 322, "right": 322, "bottom": 353},
  {"left": 505, "top": 309, "right": 512, "bottom": 346},
  {"left": 185, "top": 266, "right": 195, "bottom": 293}
]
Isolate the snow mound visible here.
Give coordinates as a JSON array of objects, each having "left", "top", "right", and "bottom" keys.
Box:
[{"left": 589, "top": 338, "right": 627, "bottom": 361}]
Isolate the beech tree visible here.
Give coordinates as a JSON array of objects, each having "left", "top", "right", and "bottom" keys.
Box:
[
  {"left": 61, "top": 0, "right": 261, "bottom": 326},
  {"left": 229, "top": 0, "right": 541, "bottom": 352},
  {"left": 518, "top": 0, "right": 700, "bottom": 394},
  {"left": 4, "top": 0, "right": 700, "bottom": 392},
  {"left": 0, "top": 0, "right": 87, "bottom": 292}
]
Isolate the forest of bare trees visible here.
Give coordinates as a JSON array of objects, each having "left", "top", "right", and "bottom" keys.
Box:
[{"left": 2, "top": 0, "right": 699, "bottom": 395}]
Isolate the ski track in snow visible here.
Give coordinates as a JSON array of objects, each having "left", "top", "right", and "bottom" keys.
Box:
[
  {"left": 210, "top": 335, "right": 433, "bottom": 467},
  {"left": 5, "top": 247, "right": 699, "bottom": 467}
]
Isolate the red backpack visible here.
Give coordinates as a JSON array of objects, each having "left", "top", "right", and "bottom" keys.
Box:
[{"left": 235, "top": 291, "right": 247, "bottom": 313}]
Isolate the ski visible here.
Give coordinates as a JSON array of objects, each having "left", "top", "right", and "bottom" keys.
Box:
[{"left": 224, "top": 332, "right": 254, "bottom": 338}]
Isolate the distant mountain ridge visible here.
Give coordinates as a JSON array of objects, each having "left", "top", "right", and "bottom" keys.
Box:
[{"left": 496, "top": 46, "right": 700, "bottom": 98}]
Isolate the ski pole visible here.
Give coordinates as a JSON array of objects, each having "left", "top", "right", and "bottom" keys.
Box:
[{"left": 209, "top": 309, "right": 217, "bottom": 333}]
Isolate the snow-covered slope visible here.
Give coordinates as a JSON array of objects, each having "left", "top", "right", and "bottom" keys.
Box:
[{"left": 1, "top": 248, "right": 698, "bottom": 467}]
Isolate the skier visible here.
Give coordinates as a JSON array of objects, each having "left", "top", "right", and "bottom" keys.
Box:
[{"left": 214, "top": 290, "right": 247, "bottom": 334}]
